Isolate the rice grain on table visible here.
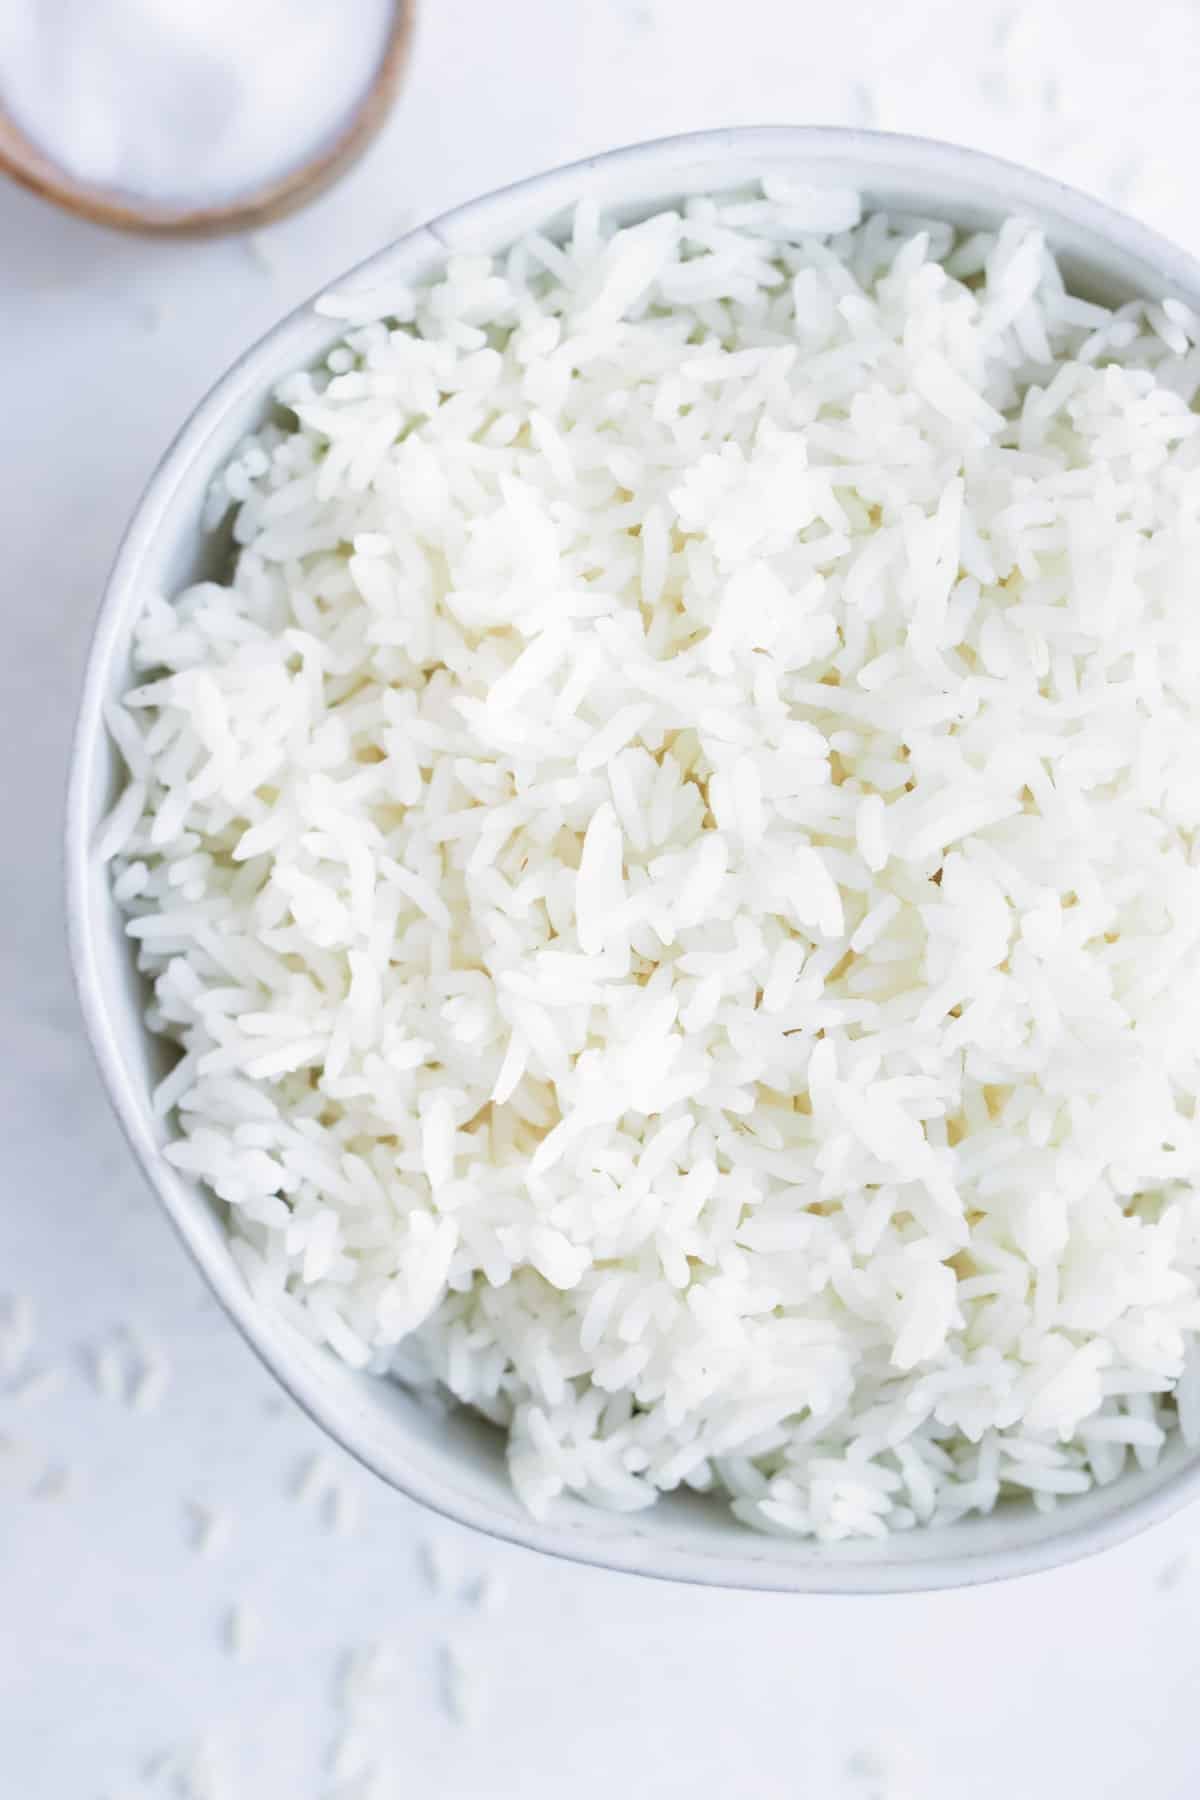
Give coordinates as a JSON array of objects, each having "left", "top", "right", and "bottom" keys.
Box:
[
  {"left": 0, "top": 1295, "right": 35, "bottom": 1380},
  {"left": 419, "top": 1535, "right": 458, "bottom": 1596},
  {"left": 0, "top": 1432, "right": 41, "bottom": 1495},
  {"left": 89, "top": 1340, "right": 126, "bottom": 1404},
  {"left": 439, "top": 1639, "right": 482, "bottom": 1728},
  {"left": 291, "top": 1451, "right": 334, "bottom": 1507},
  {"left": 33, "top": 1462, "right": 78, "bottom": 1502},
  {"left": 7, "top": 1366, "right": 65, "bottom": 1410},
  {"left": 129, "top": 1337, "right": 172, "bottom": 1415},
  {"left": 107, "top": 185, "right": 1200, "bottom": 1540},
  {"left": 324, "top": 1477, "right": 361, "bottom": 1538},
  {"left": 223, "top": 1601, "right": 260, "bottom": 1664},
  {"left": 187, "top": 1501, "right": 234, "bottom": 1560},
  {"left": 464, "top": 1567, "right": 507, "bottom": 1616}
]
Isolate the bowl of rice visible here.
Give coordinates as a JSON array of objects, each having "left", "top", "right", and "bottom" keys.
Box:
[{"left": 67, "top": 126, "right": 1200, "bottom": 1590}]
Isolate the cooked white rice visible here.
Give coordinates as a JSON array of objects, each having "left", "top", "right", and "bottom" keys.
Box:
[{"left": 103, "top": 184, "right": 1200, "bottom": 1540}]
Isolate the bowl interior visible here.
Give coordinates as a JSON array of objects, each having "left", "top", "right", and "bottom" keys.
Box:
[{"left": 68, "top": 127, "right": 1200, "bottom": 1591}]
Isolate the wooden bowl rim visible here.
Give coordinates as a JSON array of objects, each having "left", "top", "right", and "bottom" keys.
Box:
[{"left": 0, "top": 0, "right": 414, "bottom": 236}]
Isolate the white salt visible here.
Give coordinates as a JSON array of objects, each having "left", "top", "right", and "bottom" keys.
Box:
[{"left": 0, "top": 0, "right": 395, "bottom": 206}]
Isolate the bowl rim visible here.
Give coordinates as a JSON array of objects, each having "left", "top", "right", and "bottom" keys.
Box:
[{"left": 66, "top": 123, "right": 1200, "bottom": 1592}]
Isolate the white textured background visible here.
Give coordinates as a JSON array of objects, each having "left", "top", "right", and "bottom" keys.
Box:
[{"left": 5, "top": 3, "right": 1200, "bottom": 1794}]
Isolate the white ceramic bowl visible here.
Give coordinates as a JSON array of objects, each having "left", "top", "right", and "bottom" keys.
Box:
[{"left": 67, "top": 126, "right": 1200, "bottom": 1591}]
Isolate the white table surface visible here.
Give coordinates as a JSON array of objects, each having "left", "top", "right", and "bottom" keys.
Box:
[{"left": 6, "top": 3, "right": 1200, "bottom": 1794}]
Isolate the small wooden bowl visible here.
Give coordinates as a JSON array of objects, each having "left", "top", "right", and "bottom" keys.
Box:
[{"left": 0, "top": 0, "right": 414, "bottom": 236}]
